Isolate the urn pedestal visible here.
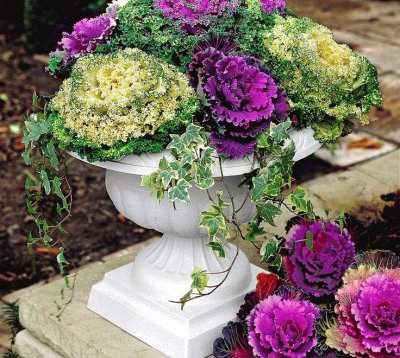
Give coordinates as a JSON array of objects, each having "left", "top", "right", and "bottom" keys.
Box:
[{"left": 70, "top": 127, "right": 322, "bottom": 358}]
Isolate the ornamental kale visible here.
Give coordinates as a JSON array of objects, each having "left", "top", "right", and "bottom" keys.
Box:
[
  {"left": 284, "top": 220, "right": 355, "bottom": 297},
  {"left": 213, "top": 321, "right": 253, "bottom": 358},
  {"left": 326, "top": 251, "right": 400, "bottom": 358},
  {"left": 188, "top": 45, "right": 289, "bottom": 158},
  {"left": 112, "top": 0, "right": 238, "bottom": 71},
  {"left": 51, "top": 48, "right": 197, "bottom": 150},
  {"left": 247, "top": 292, "right": 319, "bottom": 357},
  {"left": 154, "top": 0, "right": 239, "bottom": 33},
  {"left": 260, "top": 0, "right": 286, "bottom": 14},
  {"left": 60, "top": 6, "right": 117, "bottom": 58},
  {"left": 262, "top": 15, "right": 382, "bottom": 142}
]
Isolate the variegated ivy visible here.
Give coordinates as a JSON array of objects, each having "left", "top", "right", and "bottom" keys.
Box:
[{"left": 143, "top": 120, "right": 317, "bottom": 308}]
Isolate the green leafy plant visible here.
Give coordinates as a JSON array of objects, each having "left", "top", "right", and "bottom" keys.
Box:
[
  {"left": 22, "top": 94, "right": 76, "bottom": 317},
  {"left": 145, "top": 120, "right": 319, "bottom": 308},
  {"left": 1, "top": 301, "right": 24, "bottom": 358}
]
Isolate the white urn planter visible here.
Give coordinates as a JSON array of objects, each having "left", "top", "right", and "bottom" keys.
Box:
[{"left": 70, "top": 127, "right": 322, "bottom": 358}]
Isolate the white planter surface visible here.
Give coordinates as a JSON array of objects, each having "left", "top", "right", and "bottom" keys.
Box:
[{"left": 70, "top": 127, "right": 322, "bottom": 358}]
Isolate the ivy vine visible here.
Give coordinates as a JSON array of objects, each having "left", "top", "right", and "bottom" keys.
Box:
[
  {"left": 22, "top": 93, "right": 76, "bottom": 317},
  {"left": 143, "top": 119, "right": 321, "bottom": 308}
]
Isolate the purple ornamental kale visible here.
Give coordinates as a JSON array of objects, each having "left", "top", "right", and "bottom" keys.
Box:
[
  {"left": 247, "top": 294, "right": 319, "bottom": 357},
  {"left": 154, "top": 0, "right": 239, "bottom": 33},
  {"left": 260, "top": 0, "right": 286, "bottom": 14},
  {"left": 284, "top": 221, "right": 355, "bottom": 297},
  {"left": 352, "top": 272, "right": 400, "bottom": 356},
  {"left": 59, "top": 6, "right": 117, "bottom": 58},
  {"left": 188, "top": 46, "right": 290, "bottom": 159},
  {"left": 213, "top": 321, "right": 253, "bottom": 358}
]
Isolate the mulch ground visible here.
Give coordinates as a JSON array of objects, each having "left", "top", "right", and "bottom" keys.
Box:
[{"left": 0, "top": 34, "right": 158, "bottom": 296}]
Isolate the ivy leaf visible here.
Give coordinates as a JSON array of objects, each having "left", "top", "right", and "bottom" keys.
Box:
[
  {"left": 256, "top": 131, "right": 272, "bottom": 149},
  {"left": 39, "top": 169, "right": 51, "bottom": 195},
  {"left": 199, "top": 208, "right": 226, "bottom": 239},
  {"left": 52, "top": 176, "right": 68, "bottom": 211},
  {"left": 269, "top": 120, "right": 292, "bottom": 144},
  {"left": 263, "top": 175, "right": 285, "bottom": 197},
  {"left": 338, "top": 209, "right": 347, "bottom": 233},
  {"left": 181, "top": 124, "right": 203, "bottom": 145},
  {"left": 170, "top": 161, "right": 189, "bottom": 179},
  {"left": 180, "top": 148, "right": 196, "bottom": 166},
  {"left": 25, "top": 119, "right": 49, "bottom": 142},
  {"left": 306, "top": 230, "right": 314, "bottom": 251},
  {"left": 168, "top": 178, "right": 191, "bottom": 204},
  {"left": 260, "top": 236, "right": 281, "bottom": 263},
  {"left": 251, "top": 174, "right": 269, "bottom": 202},
  {"left": 195, "top": 165, "right": 214, "bottom": 190},
  {"left": 43, "top": 141, "right": 59, "bottom": 170},
  {"left": 56, "top": 247, "right": 69, "bottom": 275},
  {"left": 179, "top": 289, "right": 193, "bottom": 311},
  {"left": 207, "top": 241, "right": 226, "bottom": 258},
  {"left": 288, "top": 186, "right": 315, "bottom": 219},
  {"left": 200, "top": 147, "right": 216, "bottom": 167},
  {"left": 246, "top": 219, "right": 266, "bottom": 241},
  {"left": 167, "top": 134, "right": 186, "bottom": 153},
  {"left": 159, "top": 169, "right": 178, "bottom": 189},
  {"left": 270, "top": 254, "right": 283, "bottom": 270},
  {"left": 257, "top": 201, "right": 282, "bottom": 226},
  {"left": 158, "top": 156, "right": 169, "bottom": 170},
  {"left": 191, "top": 267, "right": 209, "bottom": 293},
  {"left": 22, "top": 143, "right": 34, "bottom": 165}
]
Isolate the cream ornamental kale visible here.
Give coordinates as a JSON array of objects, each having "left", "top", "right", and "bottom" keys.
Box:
[
  {"left": 51, "top": 48, "right": 197, "bottom": 155},
  {"left": 261, "top": 15, "right": 382, "bottom": 142}
]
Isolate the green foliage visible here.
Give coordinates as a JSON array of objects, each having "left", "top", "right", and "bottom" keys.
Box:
[
  {"left": 288, "top": 186, "right": 315, "bottom": 220},
  {"left": 240, "top": 120, "right": 317, "bottom": 269},
  {"left": 112, "top": 0, "right": 237, "bottom": 71},
  {"left": 23, "top": 95, "right": 75, "bottom": 316},
  {"left": 191, "top": 267, "right": 209, "bottom": 293},
  {"left": 142, "top": 123, "right": 217, "bottom": 203},
  {"left": 260, "top": 236, "right": 283, "bottom": 270},
  {"left": 50, "top": 96, "right": 198, "bottom": 162},
  {"left": 177, "top": 267, "right": 210, "bottom": 310},
  {"left": 0, "top": 302, "right": 23, "bottom": 343},
  {"left": 23, "top": 96, "right": 71, "bottom": 250},
  {"left": 201, "top": 192, "right": 231, "bottom": 258},
  {"left": 236, "top": 1, "right": 277, "bottom": 56}
]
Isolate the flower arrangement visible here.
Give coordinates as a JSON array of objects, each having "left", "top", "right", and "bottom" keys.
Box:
[
  {"left": 214, "top": 250, "right": 400, "bottom": 358},
  {"left": 22, "top": 0, "right": 390, "bottom": 356}
]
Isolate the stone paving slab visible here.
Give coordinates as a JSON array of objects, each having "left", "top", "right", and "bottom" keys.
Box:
[
  {"left": 15, "top": 330, "right": 62, "bottom": 358},
  {"left": 315, "top": 131, "right": 397, "bottom": 167},
  {"left": 17, "top": 241, "right": 167, "bottom": 358}
]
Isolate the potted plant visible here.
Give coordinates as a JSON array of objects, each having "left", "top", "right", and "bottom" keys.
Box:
[{"left": 23, "top": 0, "right": 382, "bottom": 357}]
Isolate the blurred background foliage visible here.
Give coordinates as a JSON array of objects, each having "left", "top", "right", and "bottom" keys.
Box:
[{"left": 0, "top": 0, "right": 107, "bottom": 53}]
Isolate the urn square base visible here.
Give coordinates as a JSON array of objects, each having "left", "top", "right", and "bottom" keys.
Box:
[{"left": 87, "top": 262, "right": 264, "bottom": 358}]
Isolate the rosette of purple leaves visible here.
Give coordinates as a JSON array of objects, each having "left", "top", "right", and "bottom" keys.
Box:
[
  {"left": 247, "top": 289, "right": 319, "bottom": 357},
  {"left": 60, "top": 6, "right": 117, "bottom": 59},
  {"left": 188, "top": 43, "right": 289, "bottom": 159},
  {"left": 154, "top": 0, "right": 239, "bottom": 33},
  {"left": 213, "top": 321, "right": 253, "bottom": 358},
  {"left": 260, "top": 0, "right": 286, "bottom": 14},
  {"left": 284, "top": 220, "right": 355, "bottom": 298}
]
